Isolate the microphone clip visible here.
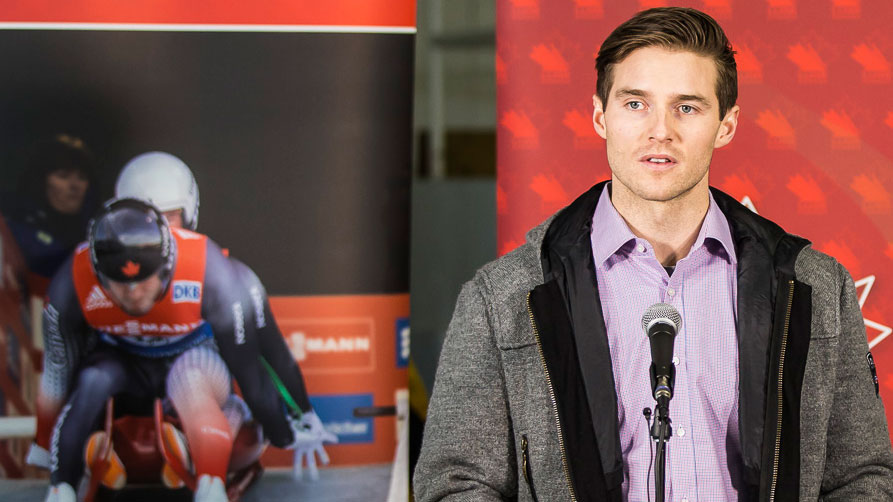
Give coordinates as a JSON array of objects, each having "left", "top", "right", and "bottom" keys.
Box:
[{"left": 649, "top": 362, "right": 676, "bottom": 405}]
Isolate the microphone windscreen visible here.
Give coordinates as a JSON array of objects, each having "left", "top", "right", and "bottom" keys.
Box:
[{"left": 641, "top": 302, "right": 681, "bottom": 335}]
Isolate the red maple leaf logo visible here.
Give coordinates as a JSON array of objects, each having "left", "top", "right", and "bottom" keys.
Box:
[
  {"left": 756, "top": 110, "right": 796, "bottom": 149},
  {"left": 787, "top": 43, "right": 827, "bottom": 83},
  {"left": 735, "top": 44, "right": 763, "bottom": 83},
  {"left": 121, "top": 260, "right": 141, "bottom": 278},
  {"left": 786, "top": 174, "right": 827, "bottom": 215},
  {"left": 563, "top": 109, "right": 597, "bottom": 139},
  {"left": 501, "top": 110, "right": 539, "bottom": 143},
  {"left": 529, "top": 44, "right": 570, "bottom": 83},
  {"left": 720, "top": 173, "right": 762, "bottom": 204},
  {"left": 851, "top": 43, "right": 892, "bottom": 83},
  {"left": 851, "top": 44, "right": 890, "bottom": 73},
  {"left": 821, "top": 110, "right": 860, "bottom": 149},
  {"left": 850, "top": 174, "right": 891, "bottom": 214},
  {"left": 530, "top": 174, "right": 569, "bottom": 206},
  {"left": 821, "top": 110, "right": 859, "bottom": 138},
  {"left": 501, "top": 110, "right": 540, "bottom": 149}
]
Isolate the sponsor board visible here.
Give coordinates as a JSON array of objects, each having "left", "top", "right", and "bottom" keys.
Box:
[
  {"left": 281, "top": 318, "right": 375, "bottom": 373},
  {"left": 262, "top": 294, "right": 408, "bottom": 467},
  {"left": 308, "top": 394, "right": 374, "bottom": 444}
]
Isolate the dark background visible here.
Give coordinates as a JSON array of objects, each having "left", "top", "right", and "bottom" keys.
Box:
[{"left": 0, "top": 29, "right": 412, "bottom": 295}]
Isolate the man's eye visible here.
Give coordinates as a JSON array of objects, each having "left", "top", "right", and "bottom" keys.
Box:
[
  {"left": 627, "top": 101, "right": 643, "bottom": 110},
  {"left": 679, "top": 105, "right": 695, "bottom": 114}
]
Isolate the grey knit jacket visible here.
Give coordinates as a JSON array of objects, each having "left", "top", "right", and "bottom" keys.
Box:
[{"left": 415, "top": 183, "right": 893, "bottom": 501}]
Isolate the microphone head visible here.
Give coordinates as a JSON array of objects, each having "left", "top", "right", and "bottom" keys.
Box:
[{"left": 641, "top": 302, "right": 681, "bottom": 336}]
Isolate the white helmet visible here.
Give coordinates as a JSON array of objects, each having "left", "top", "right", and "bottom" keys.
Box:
[{"left": 115, "top": 152, "right": 200, "bottom": 230}]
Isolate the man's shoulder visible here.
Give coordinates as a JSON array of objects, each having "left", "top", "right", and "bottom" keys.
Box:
[
  {"left": 794, "top": 245, "right": 850, "bottom": 300},
  {"left": 469, "top": 215, "right": 555, "bottom": 299},
  {"left": 473, "top": 240, "right": 543, "bottom": 300}
]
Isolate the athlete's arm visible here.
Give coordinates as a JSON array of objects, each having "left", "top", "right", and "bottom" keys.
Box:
[
  {"left": 230, "top": 258, "right": 312, "bottom": 413},
  {"left": 34, "top": 257, "right": 91, "bottom": 451},
  {"left": 201, "top": 239, "right": 294, "bottom": 447}
]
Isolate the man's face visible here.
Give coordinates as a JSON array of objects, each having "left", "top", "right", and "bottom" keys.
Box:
[
  {"left": 105, "top": 273, "right": 164, "bottom": 316},
  {"left": 46, "top": 168, "right": 89, "bottom": 214},
  {"left": 592, "top": 47, "right": 739, "bottom": 203},
  {"left": 162, "top": 209, "right": 184, "bottom": 229}
]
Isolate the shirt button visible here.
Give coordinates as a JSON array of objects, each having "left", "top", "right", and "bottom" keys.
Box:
[
  {"left": 681, "top": 498, "right": 689, "bottom": 502},
  {"left": 636, "top": 243, "right": 645, "bottom": 253},
  {"left": 672, "top": 356, "right": 680, "bottom": 366},
  {"left": 667, "top": 287, "right": 675, "bottom": 297},
  {"left": 678, "top": 426, "right": 686, "bottom": 437}
]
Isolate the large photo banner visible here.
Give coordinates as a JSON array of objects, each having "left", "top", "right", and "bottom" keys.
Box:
[
  {"left": 0, "top": 1, "right": 413, "bottom": 499},
  {"left": 497, "top": 0, "right": 893, "bottom": 437}
]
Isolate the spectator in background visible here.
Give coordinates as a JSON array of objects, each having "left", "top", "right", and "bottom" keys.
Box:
[{"left": 1, "top": 134, "right": 98, "bottom": 295}]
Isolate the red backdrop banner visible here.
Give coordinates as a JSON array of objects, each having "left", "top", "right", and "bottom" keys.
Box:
[
  {"left": 0, "top": 1, "right": 416, "bottom": 28},
  {"left": 497, "top": 0, "right": 893, "bottom": 438}
]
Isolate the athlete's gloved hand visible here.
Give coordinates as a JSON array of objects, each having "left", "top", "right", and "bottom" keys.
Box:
[{"left": 288, "top": 410, "right": 338, "bottom": 481}]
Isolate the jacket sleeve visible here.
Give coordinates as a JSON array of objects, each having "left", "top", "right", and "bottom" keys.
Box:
[
  {"left": 820, "top": 262, "right": 893, "bottom": 500},
  {"left": 413, "top": 278, "right": 517, "bottom": 501}
]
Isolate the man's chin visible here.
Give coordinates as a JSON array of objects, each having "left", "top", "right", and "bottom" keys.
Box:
[
  {"left": 628, "top": 186, "right": 684, "bottom": 203},
  {"left": 631, "top": 180, "right": 705, "bottom": 203}
]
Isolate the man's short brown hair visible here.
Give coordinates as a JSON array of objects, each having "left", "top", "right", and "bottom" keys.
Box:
[{"left": 595, "top": 7, "right": 737, "bottom": 119}]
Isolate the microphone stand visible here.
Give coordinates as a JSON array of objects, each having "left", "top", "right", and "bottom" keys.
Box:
[{"left": 649, "top": 363, "right": 675, "bottom": 502}]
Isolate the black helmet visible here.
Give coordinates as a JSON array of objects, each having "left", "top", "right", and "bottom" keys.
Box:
[{"left": 88, "top": 198, "right": 174, "bottom": 284}]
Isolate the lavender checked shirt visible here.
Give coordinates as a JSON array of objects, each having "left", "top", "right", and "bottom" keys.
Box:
[{"left": 591, "top": 187, "right": 741, "bottom": 501}]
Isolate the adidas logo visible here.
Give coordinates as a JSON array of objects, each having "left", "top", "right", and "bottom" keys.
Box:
[{"left": 85, "top": 285, "right": 114, "bottom": 311}]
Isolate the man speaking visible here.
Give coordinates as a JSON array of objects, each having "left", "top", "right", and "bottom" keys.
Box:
[{"left": 414, "top": 7, "right": 893, "bottom": 501}]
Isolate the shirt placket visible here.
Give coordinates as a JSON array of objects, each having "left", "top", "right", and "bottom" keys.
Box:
[
  {"left": 624, "top": 245, "right": 660, "bottom": 501},
  {"left": 664, "top": 262, "right": 696, "bottom": 502}
]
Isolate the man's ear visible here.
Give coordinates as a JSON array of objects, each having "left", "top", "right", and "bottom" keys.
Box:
[
  {"left": 592, "top": 94, "right": 607, "bottom": 140},
  {"left": 714, "top": 104, "right": 740, "bottom": 149}
]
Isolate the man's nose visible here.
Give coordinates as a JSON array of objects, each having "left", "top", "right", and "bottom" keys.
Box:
[{"left": 648, "top": 108, "right": 676, "bottom": 143}]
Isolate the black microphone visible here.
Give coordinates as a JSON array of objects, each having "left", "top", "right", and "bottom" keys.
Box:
[{"left": 641, "top": 303, "right": 681, "bottom": 410}]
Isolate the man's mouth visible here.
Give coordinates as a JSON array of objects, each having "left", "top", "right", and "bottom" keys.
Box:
[{"left": 639, "top": 155, "right": 678, "bottom": 167}]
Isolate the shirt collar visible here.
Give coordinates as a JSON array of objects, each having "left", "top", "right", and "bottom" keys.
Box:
[
  {"left": 695, "top": 190, "right": 737, "bottom": 265},
  {"left": 590, "top": 184, "right": 737, "bottom": 266},
  {"left": 590, "top": 185, "right": 638, "bottom": 265}
]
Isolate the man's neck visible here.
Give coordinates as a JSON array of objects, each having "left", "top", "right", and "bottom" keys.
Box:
[{"left": 609, "top": 179, "right": 710, "bottom": 267}]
